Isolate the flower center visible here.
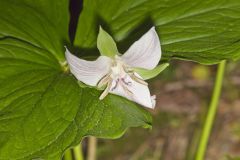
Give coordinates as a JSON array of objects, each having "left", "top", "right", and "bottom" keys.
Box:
[
  {"left": 110, "top": 60, "right": 126, "bottom": 80},
  {"left": 97, "top": 56, "right": 148, "bottom": 100}
]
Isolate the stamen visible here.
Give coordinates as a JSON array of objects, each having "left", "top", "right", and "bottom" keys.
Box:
[
  {"left": 121, "top": 78, "right": 132, "bottom": 86},
  {"left": 129, "top": 73, "right": 148, "bottom": 86},
  {"left": 123, "top": 65, "right": 148, "bottom": 86},
  {"left": 97, "top": 73, "right": 111, "bottom": 88},
  {"left": 120, "top": 81, "right": 133, "bottom": 97},
  {"left": 111, "top": 79, "right": 119, "bottom": 91},
  {"left": 99, "top": 79, "right": 113, "bottom": 100}
]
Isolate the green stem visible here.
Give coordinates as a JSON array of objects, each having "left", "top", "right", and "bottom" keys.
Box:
[
  {"left": 73, "top": 144, "right": 84, "bottom": 160},
  {"left": 64, "top": 149, "right": 72, "bottom": 160},
  {"left": 196, "top": 60, "right": 226, "bottom": 160}
]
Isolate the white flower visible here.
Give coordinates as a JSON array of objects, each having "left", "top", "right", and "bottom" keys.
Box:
[{"left": 65, "top": 27, "right": 164, "bottom": 109}]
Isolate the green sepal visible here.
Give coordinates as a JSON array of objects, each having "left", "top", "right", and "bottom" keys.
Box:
[
  {"left": 134, "top": 63, "right": 169, "bottom": 80},
  {"left": 97, "top": 26, "right": 118, "bottom": 58}
]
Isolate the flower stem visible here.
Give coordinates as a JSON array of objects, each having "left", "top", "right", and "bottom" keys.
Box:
[
  {"left": 87, "top": 137, "right": 97, "bottom": 160},
  {"left": 195, "top": 60, "right": 226, "bottom": 160},
  {"left": 73, "top": 144, "right": 84, "bottom": 160},
  {"left": 64, "top": 149, "right": 72, "bottom": 160}
]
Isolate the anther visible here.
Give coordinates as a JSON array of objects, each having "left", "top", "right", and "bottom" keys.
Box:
[
  {"left": 111, "top": 79, "right": 119, "bottom": 91},
  {"left": 121, "top": 78, "right": 132, "bottom": 86}
]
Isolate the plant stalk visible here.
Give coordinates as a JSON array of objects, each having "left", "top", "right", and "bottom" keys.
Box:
[
  {"left": 64, "top": 149, "right": 72, "bottom": 160},
  {"left": 87, "top": 137, "right": 97, "bottom": 160},
  {"left": 195, "top": 60, "right": 226, "bottom": 160},
  {"left": 73, "top": 144, "right": 84, "bottom": 160}
]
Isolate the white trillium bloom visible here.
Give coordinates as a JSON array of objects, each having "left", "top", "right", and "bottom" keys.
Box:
[{"left": 65, "top": 27, "right": 162, "bottom": 109}]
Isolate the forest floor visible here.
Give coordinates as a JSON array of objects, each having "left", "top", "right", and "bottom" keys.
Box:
[{"left": 96, "top": 60, "right": 240, "bottom": 160}]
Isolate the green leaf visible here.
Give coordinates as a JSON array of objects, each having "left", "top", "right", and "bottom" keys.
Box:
[
  {"left": 0, "top": 0, "right": 152, "bottom": 159},
  {"left": 97, "top": 27, "right": 118, "bottom": 57},
  {"left": 0, "top": 0, "right": 69, "bottom": 63},
  {"left": 74, "top": 0, "right": 240, "bottom": 64},
  {"left": 0, "top": 68, "right": 151, "bottom": 160},
  {"left": 134, "top": 63, "right": 169, "bottom": 80}
]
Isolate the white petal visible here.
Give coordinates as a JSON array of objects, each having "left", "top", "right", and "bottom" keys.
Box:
[
  {"left": 65, "top": 48, "right": 112, "bottom": 86},
  {"left": 109, "top": 74, "right": 155, "bottom": 109},
  {"left": 121, "top": 27, "right": 161, "bottom": 70},
  {"left": 151, "top": 95, "right": 156, "bottom": 107}
]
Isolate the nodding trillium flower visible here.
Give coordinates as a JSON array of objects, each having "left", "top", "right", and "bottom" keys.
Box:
[{"left": 65, "top": 27, "right": 168, "bottom": 109}]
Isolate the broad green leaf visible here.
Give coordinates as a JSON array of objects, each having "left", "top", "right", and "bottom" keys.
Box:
[
  {"left": 74, "top": 0, "right": 240, "bottom": 64},
  {"left": 0, "top": 0, "right": 69, "bottom": 63},
  {"left": 97, "top": 27, "right": 118, "bottom": 57},
  {"left": 0, "top": 67, "right": 151, "bottom": 160},
  {"left": 0, "top": 0, "right": 152, "bottom": 159},
  {"left": 134, "top": 63, "right": 169, "bottom": 80}
]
